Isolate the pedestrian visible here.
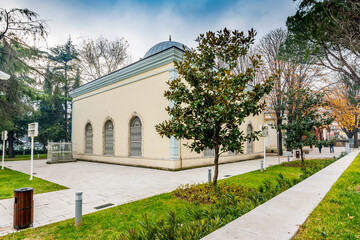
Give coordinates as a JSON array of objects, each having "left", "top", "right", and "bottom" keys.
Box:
[
  {"left": 329, "top": 139, "right": 335, "bottom": 153},
  {"left": 318, "top": 143, "right": 322, "bottom": 153}
]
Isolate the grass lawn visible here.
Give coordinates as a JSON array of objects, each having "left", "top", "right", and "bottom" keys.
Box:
[
  {"left": 3, "top": 154, "right": 47, "bottom": 161},
  {"left": 293, "top": 153, "right": 360, "bottom": 239},
  {"left": 227, "top": 159, "right": 335, "bottom": 188},
  {"left": 0, "top": 168, "right": 68, "bottom": 200},
  {"left": 1, "top": 158, "right": 336, "bottom": 240}
]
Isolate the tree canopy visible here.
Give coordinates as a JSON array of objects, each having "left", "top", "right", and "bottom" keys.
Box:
[
  {"left": 286, "top": 0, "right": 360, "bottom": 84},
  {"left": 325, "top": 74, "right": 360, "bottom": 147},
  {"left": 78, "top": 36, "right": 130, "bottom": 81},
  {"left": 281, "top": 87, "right": 333, "bottom": 163},
  {"left": 48, "top": 38, "right": 79, "bottom": 142},
  {"left": 0, "top": 8, "right": 47, "bottom": 157}
]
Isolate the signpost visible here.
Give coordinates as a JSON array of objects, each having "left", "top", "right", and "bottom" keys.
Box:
[
  {"left": 1, "top": 130, "right": 7, "bottom": 170},
  {"left": 28, "top": 123, "right": 38, "bottom": 180}
]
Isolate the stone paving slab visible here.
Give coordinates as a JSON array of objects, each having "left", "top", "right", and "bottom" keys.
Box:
[
  {"left": 0, "top": 147, "right": 345, "bottom": 236},
  {"left": 202, "top": 149, "right": 358, "bottom": 240}
]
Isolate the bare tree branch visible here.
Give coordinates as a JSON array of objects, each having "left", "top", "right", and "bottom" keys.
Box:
[{"left": 78, "top": 36, "right": 131, "bottom": 81}]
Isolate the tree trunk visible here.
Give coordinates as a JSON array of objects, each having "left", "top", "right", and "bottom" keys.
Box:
[
  {"left": 353, "top": 128, "right": 359, "bottom": 148},
  {"left": 213, "top": 145, "right": 219, "bottom": 186},
  {"left": 64, "top": 64, "right": 68, "bottom": 142},
  {"left": 7, "top": 130, "right": 15, "bottom": 158},
  {"left": 213, "top": 156, "right": 219, "bottom": 186},
  {"left": 300, "top": 147, "right": 304, "bottom": 166},
  {"left": 64, "top": 91, "right": 68, "bottom": 142},
  {"left": 277, "top": 128, "right": 283, "bottom": 156},
  {"left": 276, "top": 113, "right": 283, "bottom": 156}
]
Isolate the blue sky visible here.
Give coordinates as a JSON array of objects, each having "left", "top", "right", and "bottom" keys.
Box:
[{"left": 2, "top": 0, "right": 298, "bottom": 60}]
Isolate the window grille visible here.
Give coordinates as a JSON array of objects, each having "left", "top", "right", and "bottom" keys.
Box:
[
  {"left": 104, "top": 121, "right": 114, "bottom": 155},
  {"left": 204, "top": 148, "right": 215, "bottom": 157},
  {"left": 130, "top": 117, "right": 142, "bottom": 156},
  {"left": 247, "top": 124, "right": 253, "bottom": 154},
  {"left": 85, "top": 123, "right": 93, "bottom": 154}
]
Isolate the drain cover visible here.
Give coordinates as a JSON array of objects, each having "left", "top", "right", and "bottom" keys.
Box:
[
  {"left": 94, "top": 203, "right": 114, "bottom": 210},
  {"left": 223, "top": 175, "right": 232, "bottom": 177}
]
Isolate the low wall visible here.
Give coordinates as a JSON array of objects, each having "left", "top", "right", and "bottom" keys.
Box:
[{"left": 73, "top": 152, "right": 264, "bottom": 170}]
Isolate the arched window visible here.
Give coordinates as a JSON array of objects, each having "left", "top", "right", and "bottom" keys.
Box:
[
  {"left": 204, "top": 148, "right": 215, "bottom": 157},
  {"left": 104, "top": 120, "right": 114, "bottom": 155},
  {"left": 85, "top": 123, "right": 93, "bottom": 154},
  {"left": 130, "top": 117, "right": 142, "bottom": 156},
  {"left": 247, "top": 124, "right": 253, "bottom": 154}
]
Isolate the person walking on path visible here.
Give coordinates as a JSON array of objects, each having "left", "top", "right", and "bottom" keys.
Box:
[
  {"left": 329, "top": 143, "right": 334, "bottom": 153},
  {"left": 318, "top": 143, "right": 322, "bottom": 153},
  {"left": 329, "top": 139, "right": 335, "bottom": 153}
]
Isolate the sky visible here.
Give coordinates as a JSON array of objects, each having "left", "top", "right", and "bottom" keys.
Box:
[{"left": 1, "top": 0, "right": 298, "bottom": 61}]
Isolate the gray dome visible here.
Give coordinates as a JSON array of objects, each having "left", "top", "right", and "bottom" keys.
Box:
[{"left": 144, "top": 41, "right": 188, "bottom": 58}]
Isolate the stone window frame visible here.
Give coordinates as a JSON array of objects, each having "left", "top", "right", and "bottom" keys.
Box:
[
  {"left": 103, "top": 117, "right": 115, "bottom": 156},
  {"left": 128, "top": 112, "right": 144, "bottom": 157},
  {"left": 84, "top": 121, "right": 93, "bottom": 154}
]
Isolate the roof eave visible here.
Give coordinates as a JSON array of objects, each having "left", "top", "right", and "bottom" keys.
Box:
[{"left": 69, "top": 46, "right": 184, "bottom": 99}]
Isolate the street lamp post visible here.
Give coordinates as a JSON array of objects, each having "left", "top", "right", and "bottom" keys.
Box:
[
  {"left": 1, "top": 131, "right": 7, "bottom": 170},
  {"left": 0, "top": 71, "right": 10, "bottom": 170}
]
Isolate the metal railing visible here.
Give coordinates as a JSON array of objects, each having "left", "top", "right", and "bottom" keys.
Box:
[{"left": 47, "top": 141, "right": 76, "bottom": 164}]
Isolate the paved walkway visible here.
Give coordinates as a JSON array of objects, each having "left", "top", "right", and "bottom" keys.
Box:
[
  {"left": 203, "top": 148, "right": 358, "bottom": 240},
  {"left": 0, "top": 147, "right": 346, "bottom": 236}
]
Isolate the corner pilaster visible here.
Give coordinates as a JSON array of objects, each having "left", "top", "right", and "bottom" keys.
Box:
[{"left": 169, "top": 68, "right": 179, "bottom": 160}]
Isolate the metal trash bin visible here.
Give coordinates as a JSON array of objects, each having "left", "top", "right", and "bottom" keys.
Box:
[
  {"left": 296, "top": 150, "right": 300, "bottom": 159},
  {"left": 13, "top": 187, "right": 34, "bottom": 229}
]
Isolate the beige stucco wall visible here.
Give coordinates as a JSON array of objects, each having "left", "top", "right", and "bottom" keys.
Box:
[
  {"left": 72, "top": 63, "right": 173, "bottom": 161},
  {"left": 72, "top": 60, "right": 265, "bottom": 170},
  {"left": 179, "top": 115, "right": 265, "bottom": 159}
]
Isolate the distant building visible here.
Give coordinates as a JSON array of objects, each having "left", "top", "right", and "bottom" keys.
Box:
[{"left": 69, "top": 40, "right": 264, "bottom": 170}]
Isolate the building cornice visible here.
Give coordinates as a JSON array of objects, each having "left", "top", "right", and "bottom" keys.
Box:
[{"left": 69, "top": 46, "right": 184, "bottom": 98}]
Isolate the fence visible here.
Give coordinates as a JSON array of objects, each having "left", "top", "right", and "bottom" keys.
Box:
[{"left": 47, "top": 142, "right": 76, "bottom": 164}]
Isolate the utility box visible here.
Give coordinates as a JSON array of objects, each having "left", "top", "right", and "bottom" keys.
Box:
[{"left": 13, "top": 187, "right": 34, "bottom": 229}]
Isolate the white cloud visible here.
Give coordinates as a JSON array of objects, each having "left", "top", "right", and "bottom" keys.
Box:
[{"left": 1, "top": 0, "right": 297, "bottom": 60}]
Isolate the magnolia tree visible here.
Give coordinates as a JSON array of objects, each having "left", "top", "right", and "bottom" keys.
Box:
[
  {"left": 155, "top": 28, "right": 274, "bottom": 185},
  {"left": 281, "top": 87, "right": 333, "bottom": 164}
]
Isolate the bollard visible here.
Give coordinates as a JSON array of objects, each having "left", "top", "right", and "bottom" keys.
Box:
[
  {"left": 260, "top": 160, "right": 263, "bottom": 173},
  {"left": 287, "top": 155, "right": 290, "bottom": 162},
  {"left": 75, "top": 192, "right": 82, "bottom": 226},
  {"left": 208, "top": 169, "right": 212, "bottom": 183},
  {"left": 37, "top": 153, "right": 39, "bottom": 159}
]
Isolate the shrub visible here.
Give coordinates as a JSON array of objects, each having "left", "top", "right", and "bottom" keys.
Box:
[{"left": 173, "top": 182, "right": 252, "bottom": 204}]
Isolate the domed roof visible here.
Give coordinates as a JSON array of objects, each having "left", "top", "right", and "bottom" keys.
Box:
[{"left": 144, "top": 40, "right": 189, "bottom": 58}]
